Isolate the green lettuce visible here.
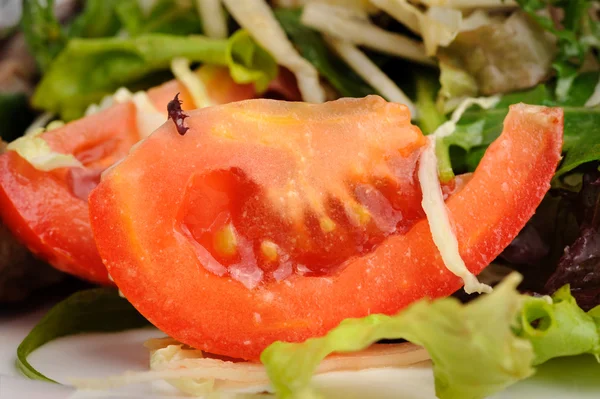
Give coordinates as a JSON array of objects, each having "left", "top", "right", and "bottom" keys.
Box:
[
  {"left": 21, "top": 0, "right": 203, "bottom": 73},
  {"left": 436, "top": 72, "right": 600, "bottom": 180},
  {"left": 17, "top": 288, "right": 151, "bottom": 382},
  {"left": 516, "top": 0, "right": 600, "bottom": 99},
  {"left": 32, "top": 31, "right": 277, "bottom": 121},
  {"left": 21, "top": 0, "right": 68, "bottom": 71},
  {"left": 115, "top": 0, "right": 203, "bottom": 37},
  {"left": 437, "top": 12, "right": 556, "bottom": 105},
  {"left": 262, "top": 274, "right": 600, "bottom": 399}
]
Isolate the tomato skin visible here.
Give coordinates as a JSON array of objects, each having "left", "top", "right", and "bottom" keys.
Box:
[
  {"left": 0, "top": 67, "right": 259, "bottom": 285},
  {"left": 0, "top": 103, "right": 137, "bottom": 284},
  {"left": 89, "top": 100, "right": 563, "bottom": 360}
]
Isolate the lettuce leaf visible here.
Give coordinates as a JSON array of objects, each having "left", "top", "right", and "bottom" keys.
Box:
[
  {"left": 437, "top": 72, "right": 600, "bottom": 180},
  {"left": 115, "top": 0, "right": 203, "bottom": 37},
  {"left": 437, "top": 12, "right": 556, "bottom": 104},
  {"left": 262, "top": 274, "right": 600, "bottom": 399},
  {"left": 32, "top": 32, "right": 277, "bottom": 121},
  {"left": 17, "top": 288, "right": 151, "bottom": 382},
  {"left": 516, "top": 0, "right": 600, "bottom": 99},
  {"left": 21, "top": 0, "right": 68, "bottom": 71}
]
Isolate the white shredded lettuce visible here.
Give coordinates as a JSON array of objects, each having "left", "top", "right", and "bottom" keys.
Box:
[
  {"left": 301, "top": 2, "right": 433, "bottom": 65},
  {"left": 24, "top": 112, "right": 55, "bottom": 136},
  {"left": 418, "top": 95, "right": 500, "bottom": 294},
  {"left": 325, "top": 36, "right": 417, "bottom": 117},
  {"left": 435, "top": 95, "right": 501, "bottom": 138},
  {"left": 370, "top": 0, "right": 462, "bottom": 56},
  {"left": 194, "top": 0, "right": 228, "bottom": 39},
  {"left": 585, "top": 74, "right": 600, "bottom": 107},
  {"left": 84, "top": 87, "right": 134, "bottom": 116},
  {"left": 7, "top": 130, "right": 83, "bottom": 172},
  {"left": 70, "top": 337, "right": 427, "bottom": 395},
  {"left": 82, "top": 86, "right": 164, "bottom": 139},
  {"left": 222, "top": 0, "right": 325, "bottom": 103},
  {"left": 418, "top": 136, "right": 492, "bottom": 295},
  {"left": 170, "top": 57, "right": 213, "bottom": 109},
  {"left": 131, "top": 92, "right": 166, "bottom": 139},
  {"left": 412, "top": 0, "right": 517, "bottom": 8}
]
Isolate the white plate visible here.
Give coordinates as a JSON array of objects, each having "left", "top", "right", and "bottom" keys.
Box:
[{"left": 1, "top": 304, "right": 600, "bottom": 399}]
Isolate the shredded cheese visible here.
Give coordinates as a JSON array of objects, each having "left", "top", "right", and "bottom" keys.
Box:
[
  {"left": 170, "top": 57, "right": 213, "bottom": 109},
  {"left": 221, "top": 0, "right": 325, "bottom": 103},
  {"left": 194, "top": 0, "right": 228, "bottom": 39},
  {"left": 302, "top": 2, "right": 433, "bottom": 65},
  {"left": 325, "top": 36, "right": 417, "bottom": 117}
]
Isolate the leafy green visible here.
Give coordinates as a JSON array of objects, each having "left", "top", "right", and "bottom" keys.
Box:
[
  {"left": 67, "top": 0, "right": 123, "bottom": 39},
  {"left": 262, "top": 274, "right": 600, "bottom": 399},
  {"left": 516, "top": 0, "right": 600, "bottom": 99},
  {"left": 227, "top": 30, "right": 278, "bottom": 93},
  {"left": 520, "top": 285, "right": 600, "bottom": 364},
  {"left": 415, "top": 72, "right": 446, "bottom": 135},
  {"left": 32, "top": 32, "right": 277, "bottom": 120},
  {"left": 274, "top": 8, "right": 376, "bottom": 98},
  {"left": 436, "top": 59, "right": 478, "bottom": 114},
  {"left": 115, "top": 0, "right": 203, "bottom": 37},
  {"left": 439, "top": 72, "right": 600, "bottom": 179},
  {"left": 21, "top": 0, "right": 204, "bottom": 73},
  {"left": 21, "top": 0, "right": 68, "bottom": 71},
  {"left": 17, "top": 288, "right": 151, "bottom": 383},
  {"left": 438, "top": 12, "right": 556, "bottom": 99}
]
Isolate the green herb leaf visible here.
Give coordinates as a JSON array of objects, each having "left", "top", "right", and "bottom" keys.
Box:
[
  {"left": 274, "top": 8, "right": 376, "bottom": 98},
  {"left": 21, "top": 0, "right": 68, "bottom": 72},
  {"left": 516, "top": 0, "right": 600, "bottom": 99},
  {"left": 67, "top": 0, "right": 123, "bottom": 39},
  {"left": 115, "top": 0, "right": 203, "bottom": 37},
  {"left": 32, "top": 31, "right": 276, "bottom": 120},
  {"left": 17, "top": 288, "right": 151, "bottom": 383},
  {"left": 439, "top": 72, "right": 600, "bottom": 179},
  {"left": 262, "top": 274, "right": 600, "bottom": 399}
]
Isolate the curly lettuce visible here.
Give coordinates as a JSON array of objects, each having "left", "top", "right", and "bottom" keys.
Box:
[
  {"left": 32, "top": 31, "right": 277, "bottom": 121},
  {"left": 262, "top": 274, "right": 600, "bottom": 399}
]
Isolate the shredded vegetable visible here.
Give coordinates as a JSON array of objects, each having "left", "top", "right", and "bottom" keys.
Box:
[
  {"left": 301, "top": 2, "right": 433, "bottom": 65},
  {"left": 325, "top": 36, "right": 417, "bottom": 116},
  {"left": 222, "top": 0, "right": 325, "bottom": 103}
]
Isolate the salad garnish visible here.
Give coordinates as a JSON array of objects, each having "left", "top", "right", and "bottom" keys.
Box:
[{"left": 2, "top": 1, "right": 600, "bottom": 398}]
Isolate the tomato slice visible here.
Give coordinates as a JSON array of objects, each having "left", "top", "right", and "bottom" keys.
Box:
[
  {"left": 0, "top": 66, "right": 259, "bottom": 285},
  {"left": 89, "top": 98, "right": 563, "bottom": 360}
]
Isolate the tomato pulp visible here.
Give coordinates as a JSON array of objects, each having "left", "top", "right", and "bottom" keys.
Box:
[
  {"left": 89, "top": 98, "right": 563, "bottom": 360},
  {"left": 0, "top": 66, "right": 259, "bottom": 284}
]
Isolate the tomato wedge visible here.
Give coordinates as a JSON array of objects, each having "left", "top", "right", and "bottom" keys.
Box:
[
  {"left": 0, "top": 66, "right": 261, "bottom": 285},
  {"left": 89, "top": 98, "right": 563, "bottom": 360}
]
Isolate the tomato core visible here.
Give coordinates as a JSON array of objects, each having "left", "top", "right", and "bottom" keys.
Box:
[{"left": 178, "top": 158, "right": 428, "bottom": 287}]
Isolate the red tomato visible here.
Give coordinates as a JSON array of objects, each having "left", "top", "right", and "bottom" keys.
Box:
[
  {"left": 0, "top": 66, "right": 259, "bottom": 285},
  {"left": 89, "top": 98, "right": 563, "bottom": 360}
]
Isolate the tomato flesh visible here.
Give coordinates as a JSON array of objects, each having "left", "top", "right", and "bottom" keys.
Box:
[
  {"left": 89, "top": 98, "right": 563, "bottom": 360},
  {"left": 0, "top": 66, "right": 258, "bottom": 284}
]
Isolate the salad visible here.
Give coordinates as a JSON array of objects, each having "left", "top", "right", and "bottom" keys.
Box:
[{"left": 1, "top": 0, "right": 600, "bottom": 398}]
